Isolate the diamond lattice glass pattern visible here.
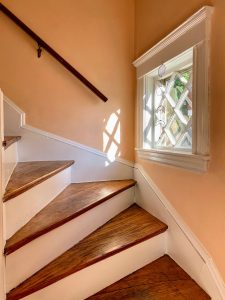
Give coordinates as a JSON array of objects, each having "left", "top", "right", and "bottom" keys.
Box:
[{"left": 153, "top": 68, "right": 192, "bottom": 150}]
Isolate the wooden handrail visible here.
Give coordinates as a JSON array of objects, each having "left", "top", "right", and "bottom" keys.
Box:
[{"left": 0, "top": 3, "right": 108, "bottom": 102}]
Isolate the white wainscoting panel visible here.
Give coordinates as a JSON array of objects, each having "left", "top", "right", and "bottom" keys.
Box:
[
  {"left": 17, "top": 128, "right": 134, "bottom": 183},
  {"left": 3, "top": 96, "right": 134, "bottom": 183}
]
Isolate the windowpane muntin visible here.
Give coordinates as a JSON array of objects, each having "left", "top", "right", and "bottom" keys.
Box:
[{"left": 143, "top": 49, "right": 193, "bottom": 152}]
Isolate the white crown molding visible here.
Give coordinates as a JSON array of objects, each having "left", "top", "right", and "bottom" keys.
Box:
[
  {"left": 3, "top": 95, "right": 134, "bottom": 168},
  {"left": 133, "top": 6, "right": 214, "bottom": 68},
  {"left": 135, "top": 163, "right": 225, "bottom": 299}
]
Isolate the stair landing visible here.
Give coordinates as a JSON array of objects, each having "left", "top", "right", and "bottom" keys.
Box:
[{"left": 87, "top": 255, "right": 210, "bottom": 299}]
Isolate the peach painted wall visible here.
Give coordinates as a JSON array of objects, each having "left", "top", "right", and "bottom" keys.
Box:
[
  {"left": 0, "top": 0, "right": 135, "bottom": 161},
  {"left": 135, "top": 0, "right": 225, "bottom": 281}
]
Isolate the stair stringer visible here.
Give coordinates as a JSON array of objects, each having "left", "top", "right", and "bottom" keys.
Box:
[
  {"left": 3, "top": 96, "right": 134, "bottom": 183},
  {"left": 134, "top": 164, "right": 225, "bottom": 300}
]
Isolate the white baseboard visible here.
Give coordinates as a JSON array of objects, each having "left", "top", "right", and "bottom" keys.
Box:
[
  {"left": 134, "top": 163, "right": 225, "bottom": 300},
  {"left": 22, "top": 233, "right": 166, "bottom": 300}
]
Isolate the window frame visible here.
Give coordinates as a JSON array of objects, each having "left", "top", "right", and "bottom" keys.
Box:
[{"left": 134, "top": 6, "right": 214, "bottom": 172}]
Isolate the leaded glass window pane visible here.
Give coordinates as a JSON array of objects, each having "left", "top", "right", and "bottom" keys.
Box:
[{"left": 144, "top": 66, "right": 193, "bottom": 151}]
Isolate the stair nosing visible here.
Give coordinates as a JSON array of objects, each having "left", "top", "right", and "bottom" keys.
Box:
[
  {"left": 3, "top": 160, "right": 75, "bottom": 202},
  {"left": 5, "top": 180, "right": 136, "bottom": 255},
  {"left": 3, "top": 136, "right": 21, "bottom": 150}
]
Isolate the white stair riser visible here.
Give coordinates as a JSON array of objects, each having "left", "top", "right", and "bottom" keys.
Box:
[
  {"left": 5, "top": 167, "right": 71, "bottom": 239},
  {"left": 3, "top": 143, "right": 18, "bottom": 188},
  {"left": 6, "top": 188, "right": 134, "bottom": 291},
  {"left": 23, "top": 233, "right": 166, "bottom": 300}
]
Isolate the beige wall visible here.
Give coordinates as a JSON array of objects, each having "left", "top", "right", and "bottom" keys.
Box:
[
  {"left": 2, "top": 0, "right": 225, "bottom": 284},
  {"left": 0, "top": 0, "right": 135, "bottom": 161},
  {"left": 135, "top": 0, "right": 225, "bottom": 281}
]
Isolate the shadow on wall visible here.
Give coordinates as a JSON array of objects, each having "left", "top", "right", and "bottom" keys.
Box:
[{"left": 103, "top": 109, "right": 121, "bottom": 166}]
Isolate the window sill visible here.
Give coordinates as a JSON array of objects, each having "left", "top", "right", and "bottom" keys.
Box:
[{"left": 136, "top": 148, "right": 210, "bottom": 172}]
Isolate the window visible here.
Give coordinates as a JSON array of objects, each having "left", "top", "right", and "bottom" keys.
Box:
[
  {"left": 143, "top": 49, "right": 193, "bottom": 152},
  {"left": 134, "top": 6, "right": 213, "bottom": 171}
]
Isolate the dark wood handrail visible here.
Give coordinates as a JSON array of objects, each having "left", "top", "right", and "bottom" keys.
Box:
[{"left": 0, "top": 3, "right": 108, "bottom": 102}]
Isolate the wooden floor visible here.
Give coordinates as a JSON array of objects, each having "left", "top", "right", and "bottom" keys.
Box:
[
  {"left": 5, "top": 179, "right": 136, "bottom": 255},
  {"left": 3, "top": 136, "right": 21, "bottom": 149},
  {"left": 3, "top": 160, "right": 74, "bottom": 201},
  {"left": 87, "top": 255, "right": 210, "bottom": 300},
  {"left": 7, "top": 204, "right": 167, "bottom": 300}
]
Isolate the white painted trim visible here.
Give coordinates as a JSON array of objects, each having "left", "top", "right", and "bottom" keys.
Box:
[
  {"left": 133, "top": 6, "right": 214, "bottom": 67},
  {"left": 134, "top": 6, "right": 213, "bottom": 171},
  {"left": 3, "top": 96, "right": 134, "bottom": 168},
  {"left": 145, "top": 47, "right": 193, "bottom": 78},
  {"left": 3, "top": 96, "right": 26, "bottom": 127},
  {"left": 6, "top": 188, "right": 134, "bottom": 291},
  {"left": 3, "top": 143, "right": 18, "bottom": 188},
  {"left": 134, "top": 163, "right": 225, "bottom": 299},
  {"left": 22, "top": 233, "right": 166, "bottom": 300},
  {"left": 134, "top": 163, "right": 209, "bottom": 260},
  {"left": 136, "top": 148, "right": 210, "bottom": 172}
]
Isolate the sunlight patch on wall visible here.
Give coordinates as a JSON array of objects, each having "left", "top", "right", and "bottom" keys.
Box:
[{"left": 103, "top": 109, "right": 121, "bottom": 165}]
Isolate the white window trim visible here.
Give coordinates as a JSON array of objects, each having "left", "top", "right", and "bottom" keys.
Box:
[{"left": 133, "top": 6, "right": 214, "bottom": 172}]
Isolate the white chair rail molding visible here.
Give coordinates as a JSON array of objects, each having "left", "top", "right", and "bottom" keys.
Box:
[{"left": 133, "top": 6, "right": 214, "bottom": 172}]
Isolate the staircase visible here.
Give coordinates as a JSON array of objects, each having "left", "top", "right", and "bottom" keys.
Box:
[
  {"left": 87, "top": 255, "right": 210, "bottom": 299},
  {"left": 2, "top": 136, "right": 210, "bottom": 299}
]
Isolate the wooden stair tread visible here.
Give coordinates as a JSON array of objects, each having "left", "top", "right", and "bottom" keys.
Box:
[
  {"left": 3, "top": 160, "right": 74, "bottom": 202},
  {"left": 5, "top": 179, "right": 136, "bottom": 255},
  {"left": 7, "top": 204, "right": 168, "bottom": 300},
  {"left": 87, "top": 255, "right": 210, "bottom": 300},
  {"left": 3, "top": 136, "right": 21, "bottom": 149}
]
